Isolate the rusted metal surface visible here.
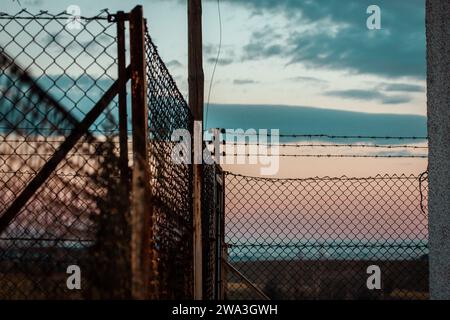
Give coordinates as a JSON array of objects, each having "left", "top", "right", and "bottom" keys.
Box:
[
  {"left": 116, "top": 11, "right": 130, "bottom": 193},
  {"left": 188, "top": 0, "right": 205, "bottom": 300},
  {"left": 129, "top": 5, "right": 157, "bottom": 300}
]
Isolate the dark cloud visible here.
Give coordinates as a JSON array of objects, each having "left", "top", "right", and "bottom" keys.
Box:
[
  {"left": 369, "top": 150, "right": 427, "bottom": 157},
  {"left": 203, "top": 44, "right": 216, "bottom": 56},
  {"left": 325, "top": 89, "right": 412, "bottom": 105},
  {"left": 21, "top": 0, "right": 44, "bottom": 5},
  {"left": 166, "top": 59, "right": 183, "bottom": 68},
  {"left": 205, "top": 103, "right": 427, "bottom": 143},
  {"left": 242, "top": 24, "right": 284, "bottom": 60},
  {"left": 379, "top": 95, "right": 412, "bottom": 105},
  {"left": 380, "top": 83, "right": 425, "bottom": 92},
  {"left": 207, "top": 57, "right": 233, "bottom": 65},
  {"left": 204, "top": 44, "right": 236, "bottom": 66},
  {"left": 233, "top": 79, "right": 259, "bottom": 85},
  {"left": 325, "top": 89, "right": 384, "bottom": 100},
  {"left": 287, "top": 76, "right": 328, "bottom": 84},
  {"left": 243, "top": 42, "right": 282, "bottom": 60},
  {"left": 220, "top": 0, "right": 426, "bottom": 79}
]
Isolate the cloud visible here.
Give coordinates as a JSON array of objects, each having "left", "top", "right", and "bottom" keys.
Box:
[
  {"left": 207, "top": 57, "right": 234, "bottom": 65},
  {"left": 233, "top": 79, "right": 259, "bottom": 85},
  {"left": 166, "top": 59, "right": 183, "bottom": 68},
  {"left": 243, "top": 42, "right": 283, "bottom": 60},
  {"left": 287, "top": 76, "right": 328, "bottom": 84},
  {"left": 325, "top": 89, "right": 412, "bottom": 105},
  {"left": 205, "top": 103, "right": 427, "bottom": 144},
  {"left": 203, "top": 44, "right": 216, "bottom": 56},
  {"left": 379, "top": 83, "right": 425, "bottom": 92},
  {"left": 21, "top": 0, "right": 44, "bottom": 5},
  {"left": 242, "top": 24, "right": 285, "bottom": 60},
  {"left": 204, "top": 43, "right": 236, "bottom": 66},
  {"left": 222, "top": 0, "right": 426, "bottom": 79},
  {"left": 369, "top": 150, "right": 427, "bottom": 157}
]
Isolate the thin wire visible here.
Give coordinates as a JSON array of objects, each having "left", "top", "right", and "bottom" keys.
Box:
[
  {"left": 0, "top": 8, "right": 111, "bottom": 20},
  {"left": 223, "top": 142, "right": 428, "bottom": 149},
  {"left": 419, "top": 170, "right": 428, "bottom": 214},
  {"left": 218, "top": 132, "right": 428, "bottom": 140},
  {"left": 221, "top": 153, "right": 427, "bottom": 158},
  {"left": 204, "top": 0, "right": 222, "bottom": 130}
]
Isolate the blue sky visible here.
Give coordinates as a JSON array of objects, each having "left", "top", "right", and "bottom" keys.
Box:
[{"left": 5, "top": 0, "right": 427, "bottom": 117}]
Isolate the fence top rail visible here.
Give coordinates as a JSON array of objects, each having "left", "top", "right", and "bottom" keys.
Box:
[
  {"left": 224, "top": 171, "right": 428, "bottom": 182},
  {"left": 0, "top": 8, "right": 112, "bottom": 20}
]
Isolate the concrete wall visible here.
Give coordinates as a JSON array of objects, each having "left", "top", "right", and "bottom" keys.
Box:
[{"left": 426, "top": 0, "right": 450, "bottom": 300}]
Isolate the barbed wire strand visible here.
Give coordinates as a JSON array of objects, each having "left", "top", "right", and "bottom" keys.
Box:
[
  {"left": 219, "top": 153, "right": 427, "bottom": 158},
  {"left": 221, "top": 142, "right": 428, "bottom": 149},
  {"left": 215, "top": 132, "right": 428, "bottom": 140}
]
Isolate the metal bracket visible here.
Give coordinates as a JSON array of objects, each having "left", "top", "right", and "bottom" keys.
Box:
[{"left": 108, "top": 12, "right": 130, "bottom": 22}]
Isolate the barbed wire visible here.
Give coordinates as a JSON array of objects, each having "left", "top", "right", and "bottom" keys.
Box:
[
  {"left": 221, "top": 142, "right": 428, "bottom": 149},
  {"left": 220, "top": 153, "right": 427, "bottom": 158},
  {"left": 214, "top": 131, "right": 428, "bottom": 140},
  {"left": 0, "top": 8, "right": 111, "bottom": 20}
]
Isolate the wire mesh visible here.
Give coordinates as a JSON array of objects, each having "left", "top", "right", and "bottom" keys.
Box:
[
  {"left": 202, "top": 163, "right": 223, "bottom": 300},
  {"left": 223, "top": 172, "right": 429, "bottom": 300},
  {"left": 0, "top": 8, "right": 431, "bottom": 302},
  {"left": 144, "top": 26, "right": 194, "bottom": 299},
  {"left": 0, "top": 10, "right": 128, "bottom": 299}
]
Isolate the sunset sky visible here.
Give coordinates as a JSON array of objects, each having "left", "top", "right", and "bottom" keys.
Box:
[
  {"left": 3, "top": 0, "right": 428, "bottom": 177},
  {"left": 10, "top": 0, "right": 427, "bottom": 114}
]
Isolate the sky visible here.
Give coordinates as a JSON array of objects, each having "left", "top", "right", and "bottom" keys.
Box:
[
  {"left": 1, "top": 0, "right": 428, "bottom": 177},
  {"left": 4, "top": 0, "right": 427, "bottom": 116}
]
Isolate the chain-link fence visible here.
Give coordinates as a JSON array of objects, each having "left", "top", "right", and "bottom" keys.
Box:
[
  {"left": 0, "top": 7, "right": 210, "bottom": 300},
  {"left": 223, "top": 172, "right": 429, "bottom": 300},
  {"left": 0, "top": 9, "right": 128, "bottom": 299},
  {"left": 144, "top": 25, "right": 194, "bottom": 299},
  {"left": 0, "top": 7, "right": 430, "bottom": 301},
  {"left": 202, "top": 162, "right": 225, "bottom": 300}
]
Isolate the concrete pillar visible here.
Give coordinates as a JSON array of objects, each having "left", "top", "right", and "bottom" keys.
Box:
[{"left": 426, "top": 0, "right": 450, "bottom": 300}]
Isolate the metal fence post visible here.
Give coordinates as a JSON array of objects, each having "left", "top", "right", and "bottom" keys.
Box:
[
  {"left": 188, "top": 0, "right": 204, "bottom": 300},
  {"left": 116, "top": 11, "right": 130, "bottom": 193},
  {"left": 129, "top": 5, "right": 157, "bottom": 300},
  {"left": 219, "top": 170, "right": 227, "bottom": 300},
  {"left": 214, "top": 169, "right": 223, "bottom": 299}
]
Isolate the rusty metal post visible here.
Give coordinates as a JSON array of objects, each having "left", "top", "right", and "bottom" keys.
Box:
[
  {"left": 219, "top": 170, "right": 227, "bottom": 300},
  {"left": 129, "top": 5, "right": 157, "bottom": 300},
  {"left": 214, "top": 168, "right": 223, "bottom": 300},
  {"left": 116, "top": 11, "right": 130, "bottom": 192},
  {"left": 188, "top": 0, "right": 204, "bottom": 300}
]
